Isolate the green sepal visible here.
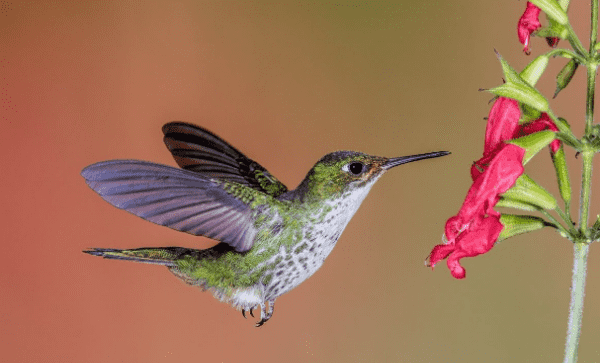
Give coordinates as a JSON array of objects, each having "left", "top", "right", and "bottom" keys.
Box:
[
  {"left": 586, "top": 125, "right": 600, "bottom": 147},
  {"left": 529, "top": 0, "right": 568, "bottom": 25},
  {"left": 488, "top": 83, "right": 549, "bottom": 113},
  {"left": 497, "top": 214, "right": 546, "bottom": 242},
  {"left": 537, "top": 12, "right": 569, "bottom": 41},
  {"left": 496, "top": 197, "right": 539, "bottom": 212},
  {"left": 554, "top": 59, "right": 578, "bottom": 98},
  {"left": 557, "top": 0, "right": 570, "bottom": 10},
  {"left": 591, "top": 215, "right": 600, "bottom": 241},
  {"left": 489, "top": 54, "right": 549, "bottom": 112},
  {"left": 501, "top": 174, "right": 558, "bottom": 210},
  {"left": 508, "top": 130, "right": 556, "bottom": 164},
  {"left": 520, "top": 54, "right": 550, "bottom": 86},
  {"left": 520, "top": 103, "right": 542, "bottom": 124},
  {"left": 551, "top": 145, "right": 571, "bottom": 205},
  {"left": 535, "top": 28, "right": 560, "bottom": 38},
  {"left": 554, "top": 117, "right": 580, "bottom": 149},
  {"left": 594, "top": 42, "right": 600, "bottom": 52},
  {"left": 555, "top": 116, "right": 571, "bottom": 129}
]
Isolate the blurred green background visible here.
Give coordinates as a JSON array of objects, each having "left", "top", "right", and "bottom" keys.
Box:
[{"left": 1, "top": 1, "right": 599, "bottom": 362}]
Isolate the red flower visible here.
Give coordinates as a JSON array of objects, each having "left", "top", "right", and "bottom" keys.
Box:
[
  {"left": 518, "top": 2, "right": 542, "bottom": 54},
  {"left": 471, "top": 98, "right": 520, "bottom": 180},
  {"left": 428, "top": 97, "right": 525, "bottom": 278},
  {"left": 429, "top": 144, "right": 525, "bottom": 278},
  {"left": 428, "top": 97, "right": 561, "bottom": 278}
]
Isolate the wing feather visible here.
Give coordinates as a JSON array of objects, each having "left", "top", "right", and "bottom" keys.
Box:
[
  {"left": 163, "top": 122, "right": 288, "bottom": 197},
  {"left": 81, "top": 160, "right": 259, "bottom": 252}
]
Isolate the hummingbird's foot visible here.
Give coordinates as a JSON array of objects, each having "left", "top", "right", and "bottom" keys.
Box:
[
  {"left": 254, "top": 299, "right": 275, "bottom": 327},
  {"left": 241, "top": 306, "right": 256, "bottom": 319}
]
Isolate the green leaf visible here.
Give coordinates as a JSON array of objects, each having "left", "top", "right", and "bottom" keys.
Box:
[
  {"left": 502, "top": 174, "right": 558, "bottom": 210},
  {"left": 529, "top": 0, "right": 568, "bottom": 25},
  {"left": 498, "top": 214, "right": 546, "bottom": 242},
  {"left": 508, "top": 130, "right": 556, "bottom": 164},
  {"left": 554, "top": 59, "right": 578, "bottom": 98}
]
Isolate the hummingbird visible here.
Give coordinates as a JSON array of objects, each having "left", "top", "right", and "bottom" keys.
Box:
[{"left": 82, "top": 122, "right": 449, "bottom": 326}]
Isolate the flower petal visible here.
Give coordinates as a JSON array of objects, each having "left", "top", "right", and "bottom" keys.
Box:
[
  {"left": 427, "top": 243, "right": 456, "bottom": 268},
  {"left": 432, "top": 145, "right": 525, "bottom": 279},
  {"left": 518, "top": 2, "right": 542, "bottom": 54},
  {"left": 459, "top": 144, "right": 525, "bottom": 224},
  {"left": 483, "top": 98, "right": 521, "bottom": 155},
  {"left": 446, "top": 215, "right": 503, "bottom": 279},
  {"left": 472, "top": 97, "right": 521, "bottom": 180}
]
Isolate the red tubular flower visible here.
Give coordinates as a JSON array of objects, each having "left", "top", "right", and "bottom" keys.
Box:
[
  {"left": 429, "top": 97, "right": 561, "bottom": 278},
  {"left": 471, "top": 97, "right": 520, "bottom": 180},
  {"left": 429, "top": 97, "right": 525, "bottom": 278},
  {"left": 429, "top": 144, "right": 525, "bottom": 279},
  {"left": 429, "top": 97, "right": 530, "bottom": 278},
  {"left": 430, "top": 216, "right": 503, "bottom": 280},
  {"left": 518, "top": 2, "right": 542, "bottom": 54}
]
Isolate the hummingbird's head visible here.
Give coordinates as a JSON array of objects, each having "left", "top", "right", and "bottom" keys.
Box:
[{"left": 296, "top": 150, "right": 450, "bottom": 201}]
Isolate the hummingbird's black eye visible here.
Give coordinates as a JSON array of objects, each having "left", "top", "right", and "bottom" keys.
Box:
[{"left": 348, "top": 162, "right": 364, "bottom": 175}]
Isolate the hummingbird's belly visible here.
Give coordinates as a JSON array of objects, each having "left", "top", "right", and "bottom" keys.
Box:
[
  {"left": 261, "top": 232, "right": 340, "bottom": 301},
  {"left": 256, "top": 193, "right": 367, "bottom": 301}
]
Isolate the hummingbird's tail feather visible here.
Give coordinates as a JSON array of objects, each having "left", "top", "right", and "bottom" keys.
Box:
[
  {"left": 84, "top": 243, "right": 235, "bottom": 266},
  {"left": 83, "top": 247, "right": 195, "bottom": 266}
]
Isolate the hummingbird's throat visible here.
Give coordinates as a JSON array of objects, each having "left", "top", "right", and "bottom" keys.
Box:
[{"left": 321, "top": 178, "right": 379, "bottom": 226}]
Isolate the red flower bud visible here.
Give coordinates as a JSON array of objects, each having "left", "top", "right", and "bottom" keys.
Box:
[{"left": 546, "top": 37, "right": 560, "bottom": 47}]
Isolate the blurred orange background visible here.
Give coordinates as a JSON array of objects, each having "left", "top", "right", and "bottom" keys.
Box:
[{"left": 2, "top": 1, "right": 599, "bottom": 362}]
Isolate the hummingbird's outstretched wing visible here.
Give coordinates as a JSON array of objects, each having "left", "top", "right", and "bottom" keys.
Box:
[
  {"left": 162, "top": 122, "right": 288, "bottom": 198},
  {"left": 81, "top": 160, "right": 261, "bottom": 252}
]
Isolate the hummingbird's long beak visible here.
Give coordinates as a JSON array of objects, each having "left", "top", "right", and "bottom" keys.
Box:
[{"left": 382, "top": 151, "right": 451, "bottom": 170}]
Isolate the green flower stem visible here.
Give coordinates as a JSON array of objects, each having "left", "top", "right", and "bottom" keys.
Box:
[
  {"left": 579, "top": 150, "right": 594, "bottom": 237},
  {"left": 591, "top": 0, "right": 598, "bottom": 52},
  {"left": 556, "top": 206, "right": 577, "bottom": 236},
  {"left": 563, "top": 242, "right": 590, "bottom": 363},
  {"left": 585, "top": 64, "right": 597, "bottom": 135},
  {"left": 566, "top": 23, "right": 589, "bottom": 58},
  {"left": 563, "top": 2, "right": 596, "bottom": 361},
  {"left": 547, "top": 49, "right": 586, "bottom": 64},
  {"left": 540, "top": 209, "right": 573, "bottom": 237}
]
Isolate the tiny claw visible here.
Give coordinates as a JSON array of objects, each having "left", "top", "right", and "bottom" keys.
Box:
[
  {"left": 242, "top": 309, "right": 247, "bottom": 319},
  {"left": 255, "top": 319, "right": 267, "bottom": 327},
  {"left": 250, "top": 307, "right": 254, "bottom": 317}
]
